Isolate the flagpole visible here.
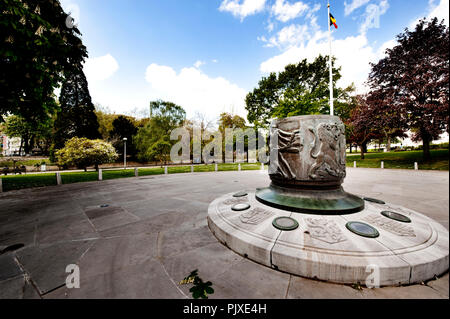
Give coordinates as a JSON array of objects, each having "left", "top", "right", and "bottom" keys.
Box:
[{"left": 328, "top": 0, "right": 334, "bottom": 116}]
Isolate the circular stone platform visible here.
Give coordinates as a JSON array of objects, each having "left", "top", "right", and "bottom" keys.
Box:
[{"left": 207, "top": 191, "right": 449, "bottom": 286}]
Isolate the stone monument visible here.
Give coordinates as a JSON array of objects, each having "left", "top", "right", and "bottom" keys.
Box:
[
  {"left": 257, "top": 115, "right": 364, "bottom": 214},
  {"left": 208, "top": 115, "right": 449, "bottom": 286}
]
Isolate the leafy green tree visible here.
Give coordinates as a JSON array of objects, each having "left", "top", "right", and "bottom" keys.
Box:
[
  {"left": 134, "top": 100, "right": 186, "bottom": 163},
  {"left": 109, "top": 115, "right": 138, "bottom": 158},
  {"left": 245, "top": 55, "right": 354, "bottom": 126},
  {"left": 0, "top": 0, "right": 88, "bottom": 123},
  {"left": 55, "top": 137, "right": 118, "bottom": 171},
  {"left": 2, "top": 114, "right": 53, "bottom": 154},
  {"left": 53, "top": 69, "right": 100, "bottom": 149}
]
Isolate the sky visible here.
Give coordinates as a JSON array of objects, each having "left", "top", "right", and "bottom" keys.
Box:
[{"left": 59, "top": 0, "right": 449, "bottom": 121}]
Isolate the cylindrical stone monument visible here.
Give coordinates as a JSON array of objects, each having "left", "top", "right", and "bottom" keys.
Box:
[{"left": 256, "top": 115, "right": 364, "bottom": 214}]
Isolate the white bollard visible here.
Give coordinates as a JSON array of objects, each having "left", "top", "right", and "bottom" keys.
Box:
[
  {"left": 414, "top": 162, "right": 418, "bottom": 170},
  {"left": 98, "top": 169, "right": 103, "bottom": 181},
  {"left": 381, "top": 161, "right": 384, "bottom": 169},
  {"left": 191, "top": 165, "right": 194, "bottom": 173},
  {"left": 56, "top": 172, "right": 62, "bottom": 185},
  {"left": 215, "top": 163, "right": 218, "bottom": 172},
  {"left": 134, "top": 168, "right": 138, "bottom": 177},
  {"left": 164, "top": 166, "right": 168, "bottom": 175},
  {"left": 354, "top": 161, "right": 357, "bottom": 168},
  {"left": 238, "top": 163, "right": 241, "bottom": 171}
]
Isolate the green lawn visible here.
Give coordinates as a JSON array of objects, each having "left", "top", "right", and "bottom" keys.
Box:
[
  {"left": 1, "top": 154, "right": 447, "bottom": 193},
  {"left": 347, "top": 149, "right": 449, "bottom": 170},
  {"left": 1, "top": 173, "right": 57, "bottom": 192}
]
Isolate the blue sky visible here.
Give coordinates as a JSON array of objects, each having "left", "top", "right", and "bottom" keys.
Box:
[{"left": 60, "top": 0, "right": 449, "bottom": 120}]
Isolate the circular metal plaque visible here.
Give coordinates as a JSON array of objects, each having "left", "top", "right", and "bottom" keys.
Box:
[
  {"left": 381, "top": 211, "right": 411, "bottom": 223},
  {"left": 232, "top": 203, "right": 250, "bottom": 211},
  {"left": 346, "top": 221, "right": 379, "bottom": 238},
  {"left": 272, "top": 217, "right": 299, "bottom": 231},
  {"left": 233, "top": 191, "right": 248, "bottom": 198},
  {"left": 363, "top": 197, "right": 386, "bottom": 205}
]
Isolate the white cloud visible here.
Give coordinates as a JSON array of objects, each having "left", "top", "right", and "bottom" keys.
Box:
[
  {"left": 344, "top": 0, "right": 371, "bottom": 16},
  {"left": 260, "top": 32, "right": 382, "bottom": 92},
  {"left": 360, "top": 0, "right": 389, "bottom": 34},
  {"left": 410, "top": 0, "right": 449, "bottom": 28},
  {"left": 271, "top": 0, "right": 309, "bottom": 23},
  {"left": 219, "top": 0, "right": 266, "bottom": 21},
  {"left": 145, "top": 64, "right": 248, "bottom": 119},
  {"left": 212, "top": 59, "right": 219, "bottom": 63},
  {"left": 427, "top": 0, "right": 449, "bottom": 24},
  {"left": 259, "top": 24, "right": 310, "bottom": 48},
  {"left": 83, "top": 54, "right": 119, "bottom": 82},
  {"left": 194, "top": 60, "right": 205, "bottom": 68}
]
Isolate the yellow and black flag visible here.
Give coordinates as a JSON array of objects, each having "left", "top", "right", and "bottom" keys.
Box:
[{"left": 330, "top": 13, "right": 338, "bottom": 29}]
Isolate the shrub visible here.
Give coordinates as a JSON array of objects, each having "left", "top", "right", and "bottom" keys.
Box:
[{"left": 55, "top": 137, "right": 118, "bottom": 171}]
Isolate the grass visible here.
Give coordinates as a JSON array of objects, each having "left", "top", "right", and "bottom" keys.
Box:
[
  {"left": 0, "top": 153, "right": 447, "bottom": 193},
  {"left": 347, "top": 149, "right": 449, "bottom": 170},
  {"left": 1, "top": 173, "right": 57, "bottom": 192},
  {"left": 61, "top": 171, "right": 98, "bottom": 184}
]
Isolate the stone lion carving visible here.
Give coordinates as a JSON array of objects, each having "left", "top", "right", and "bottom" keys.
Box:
[{"left": 308, "top": 122, "right": 346, "bottom": 180}]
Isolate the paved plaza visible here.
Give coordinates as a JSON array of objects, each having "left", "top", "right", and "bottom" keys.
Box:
[{"left": 0, "top": 168, "right": 448, "bottom": 299}]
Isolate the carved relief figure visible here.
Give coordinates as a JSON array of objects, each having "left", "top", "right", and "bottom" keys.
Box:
[
  {"left": 270, "top": 124, "right": 303, "bottom": 180},
  {"left": 306, "top": 218, "right": 347, "bottom": 244},
  {"left": 223, "top": 197, "right": 248, "bottom": 205},
  {"left": 308, "top": 122, "right": 346, "bottom": 180},
  {"left": 239, "top": 208, "right": 274, "bottom": 225},
  {"left": 363, "top": 215, "right": 416, "bottom": 237}
]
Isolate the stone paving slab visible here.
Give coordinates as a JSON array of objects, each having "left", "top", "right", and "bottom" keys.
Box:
[
  {"left": 15, "top": 240, "right": 95, "bottom": 295},
  {"left": 0, "top": 253, "right": 23, "bottom": 281},
  {"left": 0, "top": 275, "right": 40, "bottom": 299},
  {"left": 0, "top": 169, "right": 448, "bottom": 299}
]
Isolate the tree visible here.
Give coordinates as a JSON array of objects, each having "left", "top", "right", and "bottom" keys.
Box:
[
  {"left": 368, "top": 18, "right": 449, "bottom": 160},
  {"left": 109, "top": 115, "right": 138, "bottom": 158},
  {"left": 95, "top": 104, "right": 118, "bottom": 140},
  {"left": 245, "top": 55, "right": 354, "bottom": 126},
  {"left": 349, "top": 96, "right": 383, "bottom": 159},
  {"left": 134, "top": 100, "right": 186, "bottom": 163},
  {"left": 0, "top": 0, "right": 88, "bottom": 124},
  {"left": 55, "top": 137, "right": 118, "bottom": 171},
  {"left": 2, "top": 114, "right": 54, "bottom": 154},
  {"left": 365, "top": 89, "right": 408, "bottom": 152},
  {"left": 53, "top": 68, "right": 100, "bottom": 150},
  {"left": 217, "top": 113, "right": 246, "bottom": 133}
]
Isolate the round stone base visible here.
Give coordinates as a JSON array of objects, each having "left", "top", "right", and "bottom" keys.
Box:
[
  {"left": 207, "top": 191, "right": 449, "bottom": 287},
  {"left": 256, "top": 185, "right": 365, "bottom": 215}
]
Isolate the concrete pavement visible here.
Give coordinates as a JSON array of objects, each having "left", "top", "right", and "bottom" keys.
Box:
[{"left": 0, "top": 168, "right": 448, "bottom": 299}]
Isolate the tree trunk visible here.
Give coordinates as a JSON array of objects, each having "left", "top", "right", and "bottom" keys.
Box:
[
  {"left": 362, "top": 142, "right": 368, "bottom": 154},
  {"left": 18, "top": 138, "right": 23, "bottom": 156},
  {"left": 386, "top": 134, "right": 391, "bottom": 152},
  {"left": 360, "top": 143, "right": 365, "bottom": 160},
  {"left": 349, "top": 144, "right": 352, "bottom": 153},
  {"left": 423, "top": 137, "right": 431, "bottom": 161}
]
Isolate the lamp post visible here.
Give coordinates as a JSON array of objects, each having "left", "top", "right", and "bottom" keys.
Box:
[{"left": 123, "top": 137, "right": 127, "bottom": 169}]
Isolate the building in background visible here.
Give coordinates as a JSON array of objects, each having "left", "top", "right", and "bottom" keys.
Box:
[{"left": 1, "top": 134, "right": 23, "bottom": 156}]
